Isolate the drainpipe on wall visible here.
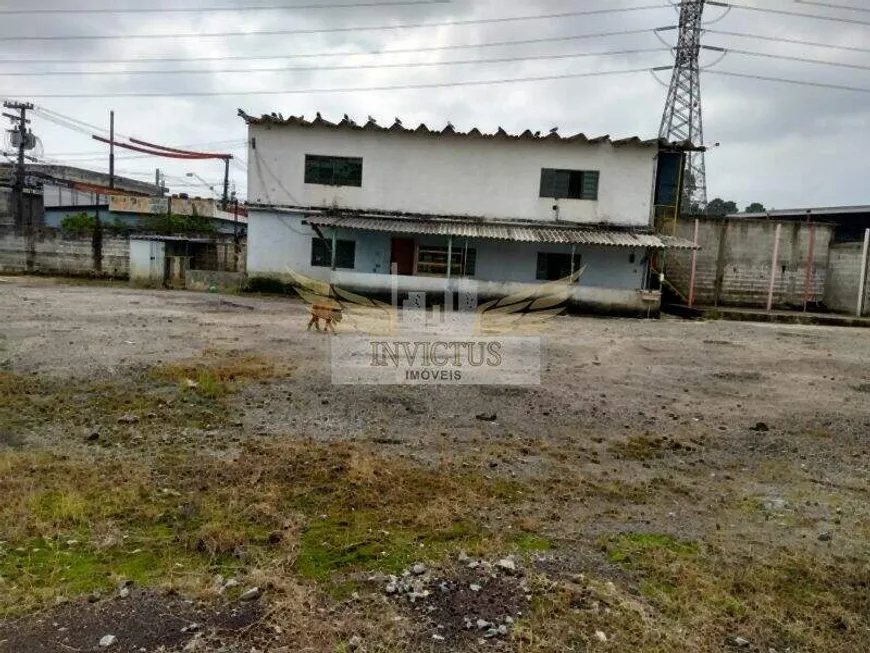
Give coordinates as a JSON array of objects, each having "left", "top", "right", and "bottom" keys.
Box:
[
  {"left": 803, "top": 219, "right": 816, "bottom": 313},
  {"left": 331, "top": 228, "right": 337, "bottom": 271},
  {"left": 446, "top": 235, "right": 453, "bottom": 281},
  {"left": 858, "top": 228, "right": 870, "bottom": 317},
  {"left": 689, "top": 218, "right": 699, "bottom": 307},
  {"left": 766, "top": 223, "right": 783, "bottom": 311},
  {"left": 570, "top": 245, "right": 576, "bottom": 278}
]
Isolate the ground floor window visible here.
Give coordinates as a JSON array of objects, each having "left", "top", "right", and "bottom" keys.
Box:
[
  {"left": 536, "top": 252, "right": 580, "bottom": 281},
  {"left": 416, "top": 245, "right": 477, "bottom": 277},
  {"left": 311, "top": 238, "right": 356, "bottom": 269}
]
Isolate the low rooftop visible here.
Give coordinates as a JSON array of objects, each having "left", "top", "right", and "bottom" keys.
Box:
[
  {"left": 729, "top": 205, "right": 870, "bottom": 219},
  {"left": 0, "top": 163, "right": 158, "bottom": 196},
  {"left": 238, "top": 109, "right": 702, "bottom": 151}
]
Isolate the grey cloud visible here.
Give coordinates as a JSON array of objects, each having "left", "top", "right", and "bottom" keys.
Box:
[{"left": 3, "top": 0, "right": 869, "bottom": 208}]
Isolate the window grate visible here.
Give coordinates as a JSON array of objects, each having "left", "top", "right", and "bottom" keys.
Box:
[
  {"left": 304, "top": 154, "right": 363, "bottom": 187},
  {"left": 311, "top": 238, "right": 356, "bottom": 269},
  {"left": 540, "top": 168, "right": 599, "bottom": 200}
]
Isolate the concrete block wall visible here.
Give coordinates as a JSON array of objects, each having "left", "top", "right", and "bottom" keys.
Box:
[
  {"left": 667, "top": 218, "right": 834, "bottom": 309},
  {"left": 0, "top": 228, "right": 129, "bottom": 277},
  {"left": 824, "top": 242, "right": 870, "bottom": 316},
  {"left": 0, "top": 230, "right": 27, "bottom": 270},
  {"left": 185, "top": 269, "right": 246, "bottom": 293}
]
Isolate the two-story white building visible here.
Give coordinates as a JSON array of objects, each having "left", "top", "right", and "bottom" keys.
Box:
[{"left": 239, "top": 110, "right": 696, "bottom": 315}]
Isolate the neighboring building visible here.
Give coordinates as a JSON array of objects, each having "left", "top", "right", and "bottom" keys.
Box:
[
  {"left": 239, "top": 111, "right": 697, "bottom": 315},
  {"left": 0, "top": 163, "right": 159, "bottom": 227},
  {"left": 1, "top": 163, "right": 246, "bottom": 235},
  {"left": 17, "top": 164, "right": 159, "bottom": 208},
  {"left": 0, "top": 187, "right": 41, "bottom": 229},
  {"left": 728, "top": 205, "right": 870, "bottom": 244},
  {"left": 42, "top": 195, "right": 248, "bottom": 236},
  {"left": 664, "top": 206, "right": 870, "bottom": 316}
]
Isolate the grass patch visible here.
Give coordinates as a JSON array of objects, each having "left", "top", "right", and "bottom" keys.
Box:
[
  {"left": 608, "top": 435, "right": 694, "bottom": 461},
  {"left": 0, "top": 351, "right": 283, "bottom": 445},
  {"left": 605, "top": 532, "right": 700, "bottom": 564},
  {"left": 297, "top": 516, "right": 479, "bottom": 581},
  {"left": 517, "top": 540, "right": 870, "bottom": 652},
  {"left": 153, "top": 349, "right": 282, "bottom": 399},
  {"left": 511, "top": 533, "right": 552, "bottom": 553},
  {"left": 609, "top": 435, "right": 666, "bottom": 460},
  {"left": 0, "top": 370, "right": 228, "bottom": 438},
  {"left": 0, "top": 441, "right": 527, "bottom": 615},
  {"left": 550, "top": 532, "right": 870, "bottom": 652}
]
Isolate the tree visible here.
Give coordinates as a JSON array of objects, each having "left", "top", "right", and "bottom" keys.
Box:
[
  {"left": 60, "top": 212, "right": 96, "bottom": 232},
  {"left": 140, "top": 212, "right": 216, "bottom": 235},
  {"left": 745, "top": 202, "right": 766, "bottom": 213},
  {"left": 706, "top": 198, "right": 739, "bottom": 217}
]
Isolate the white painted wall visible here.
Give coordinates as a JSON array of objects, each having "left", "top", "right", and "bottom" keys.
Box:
[
  {"left": 248, "top": 125, "right": 658, "bottom": 227},
  {"left": 248, "top": 210, "right": 647, "bottom": 291}
]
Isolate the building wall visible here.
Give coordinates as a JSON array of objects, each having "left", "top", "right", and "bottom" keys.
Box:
[
  {"left": 42, "top": 185, "right": 107, "bottom": 209},
  {"left": 247, "top": 210, "right": 648, "bottom": 291},
  {"left": 824, "top": 241, "right": 870, "bottom": 315},
  {"left": 248, "top": 125, "right": 658, "bottom": 227},
  {"left": 0, "top": 228, "right": 129, "bottom": 277},
  {"left": 0, "top": 188, "right": 44, "bottom": 228},
  {"left": 667, "top": 217, "right": 834, "bottom": 308},
  {"left": 44, "top": 207, "right": 245, "bottom": 235}
]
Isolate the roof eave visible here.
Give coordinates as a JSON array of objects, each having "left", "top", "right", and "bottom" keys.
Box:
[{"left": 238, "top": 108, "right": 701, "bottom": 150}]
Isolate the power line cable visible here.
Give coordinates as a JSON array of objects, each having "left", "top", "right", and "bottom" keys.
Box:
[
  {"left": 51, "top": 148, "right": 247, "bottom": 162},
  {"left": 3, "top": 66, "right": 657, "bottom": 98},
  {"left": 706, "top": 69, "right": 870, "bottom": 93},
  {"left": 49, "top": 140, "right": 247, "bottom": 157},
  {"left": 0, "top": 5, "right": 678, "bottom": 42},
  {"left": 794, "top": 0, "right": 870, "bottom": 13},
  {"left": 702, "top": 29, "right": 870, "bottom": 54},
  {"left": 707, "top": 1, "right": 870, "bottom": 27},
  {"left": 34, "top": 107, "right": 112, "bottom": 137},
  {"left": 0, "top": 29, "right": 658, "bottom": 67},
  {"left": 705, "top": 44, "right": 870, "bottom": 72},
  {"left": 0, "top": 1, "right": 449, "bottom": 15},
  {"left": 0, "top": 29, "right": 657, "bottom": 67},
  {"left": 0, "top": 48, "right": 669, "bottom": 77}
]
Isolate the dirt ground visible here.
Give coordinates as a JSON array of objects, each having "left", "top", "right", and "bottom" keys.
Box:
[{"left": 1, "top": 276, "right": 869, "bottom": 653}]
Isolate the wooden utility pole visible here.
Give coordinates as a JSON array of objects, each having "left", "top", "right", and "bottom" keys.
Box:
[
  {"left": 221, "top": 156, "right": 230, "bottom": 210},
  {"left": 109, "top": 110, "right": 115, "bottom": 190}
]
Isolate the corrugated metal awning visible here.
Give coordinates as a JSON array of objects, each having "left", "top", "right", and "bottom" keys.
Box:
[{"left": 306, "top": 214, "right": 698, "bottom": 249}]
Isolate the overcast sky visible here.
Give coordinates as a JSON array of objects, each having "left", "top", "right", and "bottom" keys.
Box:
[{"left": 2, "top": 0, "right": 869, "bottom": 210}]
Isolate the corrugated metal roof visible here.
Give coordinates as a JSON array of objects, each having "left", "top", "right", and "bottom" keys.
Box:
[
  {"left": 237, "top": 110, "right": 702, "bottom": 151},
  {"left": 306, "top": 214, "right": 698, "bottom": 249},
  {"left": 658, "top": 234, "right": 700, "bottom": 250}
]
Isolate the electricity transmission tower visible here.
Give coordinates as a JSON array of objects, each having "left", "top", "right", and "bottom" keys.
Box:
[{"left": 659, "top": 0, "right": 707, "bottom": 214}]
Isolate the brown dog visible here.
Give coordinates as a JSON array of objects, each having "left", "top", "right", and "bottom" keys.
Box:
[{"left": 307, "top": 303, "right": 343, "bottom": 334}]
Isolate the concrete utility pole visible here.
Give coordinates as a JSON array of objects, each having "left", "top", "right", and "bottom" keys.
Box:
[
  {"left": 4, "top": 101, "right": 35, "bottom": 270},
  {"left": 3, "top": 101, "right": 34, "bottom": 230},
  {"left": 658, "top": 0, "right": 708, "bottom": 214}
]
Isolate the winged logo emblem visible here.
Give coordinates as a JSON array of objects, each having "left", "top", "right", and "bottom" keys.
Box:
[{"left": 286, "top": 266, "right": 586, "bottom": 337}]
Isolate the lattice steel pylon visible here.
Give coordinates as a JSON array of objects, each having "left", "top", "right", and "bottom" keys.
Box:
[{"left": 659, "top": 0, "right": 707, "bottom": 215}]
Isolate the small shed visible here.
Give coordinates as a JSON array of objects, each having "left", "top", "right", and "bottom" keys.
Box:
[{"left": 129, "top": 235, "right": 243, "bottom": 286}]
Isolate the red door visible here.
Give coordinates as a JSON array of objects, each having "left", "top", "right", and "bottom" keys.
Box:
[{"left": 391, "top": 238, "right": 415, "bottom": 276}]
